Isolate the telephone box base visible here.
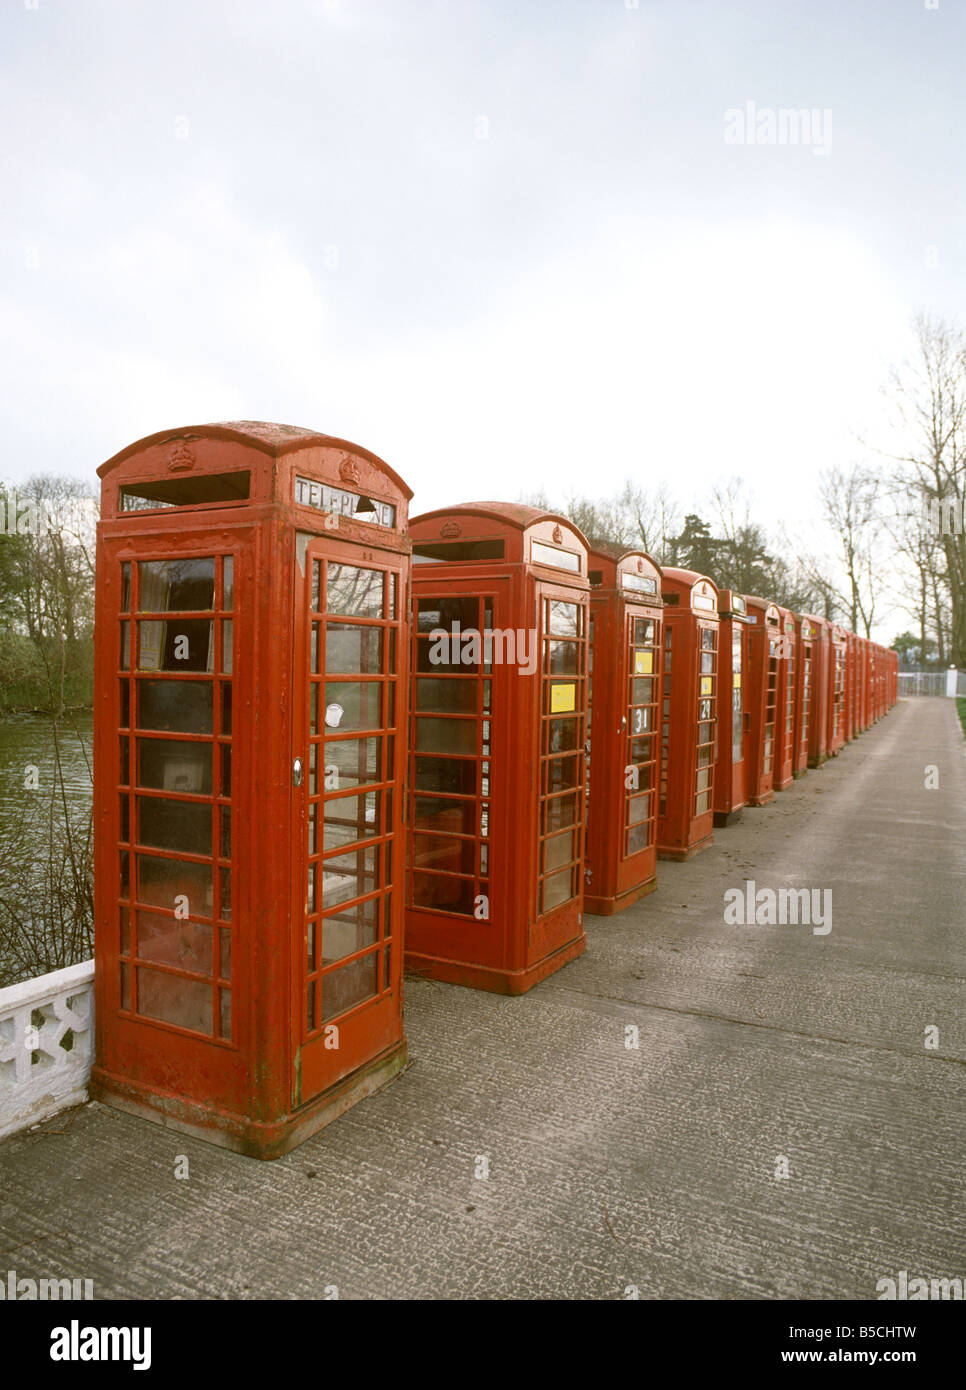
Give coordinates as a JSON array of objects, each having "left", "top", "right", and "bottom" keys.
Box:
[
  {"left": 748, "top": 792, "right": 775, "bottom": 807},
  {"left": 90, "top": 1040, "right": 408, "bottom": 1161},
  {"left": 713, "top": 808, "right": 744, "bottom": 828},
  {"left": 807, "top": 754, "right": 828, "bottom": 768},
  {"left": 404, "top": 933, "right": 586, "bottom": 995},
  {"left": 775, "top": 775, "right": 794, "bottom": 792},
  {"left": 584, "top": 877, "right": 657, "bottom": 917},
  {"left": 657, "top": 833, "right": 713, "bottom": 862}
]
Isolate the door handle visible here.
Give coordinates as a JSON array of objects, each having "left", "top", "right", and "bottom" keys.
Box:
[{"left": 293, "top": 758, "right": 303, "bottom": 787}]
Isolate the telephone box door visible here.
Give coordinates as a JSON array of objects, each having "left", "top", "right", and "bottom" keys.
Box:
[
  {"left": 292, "top": 537, "right": 407, "bottom": 1106},
  {"left": 616, "top": 603, "right": 660, "bottom": 897},
  {"left": 531, "top": 580, "right": 589, "bottom": 956}
]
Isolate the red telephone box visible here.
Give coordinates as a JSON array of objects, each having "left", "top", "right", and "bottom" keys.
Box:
[
  {"left": 775, "top": 606, "right": 796, "bottom": 791},
  {"left": 845, "top": 631, "right": 858, "bottom": 742},
  {"left": 585, "top": 544, "right": 663, "bottom": 914},
  {"left": 804, "top": 615, "right": 831, "bottom": 767},
  {"left": 91, "top": 422, "right": 411, "bottom": 1158},
  {"left": 657, "top": 568, "right": 719, "bottom": 860},
  {"left": 792, "top": 614, "right": 817, "bottom": 777},
  {"left": 405, "top": 503, "right": 589, "bottom": 994},
  {"left": 743, "top": 597, "right": 783, "bottom": 806},
  {"left": 713, "top": 589, "right": 750, "bottom": 825},
  {"left": 828, "top": 624, "right": 848, "bottom": 755}
]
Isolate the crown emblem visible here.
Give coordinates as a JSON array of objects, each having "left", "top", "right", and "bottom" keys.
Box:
[
  {"left": 440, "top": 520, "right": 462, "bottom": 538},
  {"left": 168, "top": 441, "right": 195, "bottom": 472},
  {"left": 339, "top": 454, "right": 361, "bottom": 486},
  {"left": 637, "top": 559, "right": 644, "bottom": 573},
  {"left": 552, "top": 524, "right": 563, "bottom": 544}
]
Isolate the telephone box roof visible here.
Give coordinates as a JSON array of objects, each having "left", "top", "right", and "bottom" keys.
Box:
[{"left": 98, "top": 420, "right": 412, "bottom": 498}]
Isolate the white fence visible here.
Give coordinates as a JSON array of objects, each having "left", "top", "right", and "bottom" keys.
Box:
[
  {"left": 0, "top": 959, "right": 94, "bottom": 1141},
  {"left": 897, "top": 670, "right": 964, "bottom": 698}
]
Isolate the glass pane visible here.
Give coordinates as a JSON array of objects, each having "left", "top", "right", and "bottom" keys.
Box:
[
  {"left": 628, "top": 792, "right": 651, "bottom": 825},
  {"left": 542, "top": 792, "right": 577, "bottom": 833},
  {"left": 137, "top": 739, "right": 212, "bottom": 793},
  {"left": 320, "top": 951, "right": 379, "bottom": 1021},
  {"left": 137, "top": 796, "right": 213, "bottom": 855},
  {"left": 323, "top": 791, "right": 379, "bottom": 852},
  {"left": 120, "top": 562, "right": 131, "bottom": 612},
  {"left": 311, "top": 559, "right": 322, "bottom": 612},
  {"left": 413, "top": 834, "right": 475, "bottom": 874},
  {"left": 326, "top": 624, "right": 383, "bottom": 674},
  {"left": 137, "top": 910, "right": 213, "bottom": 974},
  {"left": 324, "top": 736, "right": 382, "bottom": 789},
  {"left": 546, "top": 755, "right": 580, "bottom": 793},
  {"left": 221, "top": 683, "right": 232, "bottom": 735},
  {"left": 324, "top": 681, "right": 382, "bottom": 732},
  {"left": 139, "top": 558, "right": 215, "bottom": 612},
  {"left": 632, "top": 678, "right": 654, "bottom": 704},
  {"left": 415, "top": 678, "right": 478, "bottom": 713},
  {"left": 137, "top": 967, "right": 212, "bottom": 1033},
  {"left": 138, "top": 680, "right": 213, "bottom": 733},
  {"left": 627, "top": 822, "right": 649, "bottom": 854},
  {"left": 219, "top": 989, "right": 231, "bottom": 1039},
  {"left": 221, "top": 620, "right": 233, "bottom": 674},
  {"left": 327, "top": 565, "right": 385, "bottom": 618},
  {"left": 136, "top": 854, "right": 213, "bottom": 916},
  {"left": 414, "top": 796, "right": 475, "bottom": 835},
  {"left": 219, "top": 927, "right": 231, "bottom": 979},
  {"left": 412, "top": 873, "right": 476, "bottom": 915},
  {"left": 119, "top": 795, "right": 130, "bottom": 842},
  {"left": 414, "top": 757, "right": 476, "bottom": 795},
  {"left": 633, "top": 618, "right": 653, "bottom": 644},
  {"left": 548, "top": 601, "right": 578, "bottom": 637},
  {"left": 321, "top": 846, "right": 378, "bottom": 908},
  {"left": 415, "top": 717, "right": 477, "bottom": 755},
  {"left": 120, "top": 622, "right": 130, "bottom": 671},
  {"left": 222, "top": 556, "right": 234, "bottom": 610},
  {"left": 136, "top": 618, "right": 212, "bottom": 671},
  {"left": 548, "top": 641, "right": 579, "bottom": 674},
  {"left": 120, "top": 738, "right": 130, "bottom": 785},
  {"left": 541, "top": 867, "right": 573, "bottom": 912},
  {"left": 416, "top": 596, "right": 479, "bottom": 633},
  {"left": 543, "top": 829, "right": 576, "bottom": 872},
  {"left": 321, "top": 896, "right": 379, "bottom": 964},
  {"left": 220, "top": 746, "right": 231, "bottom": 797},
  {"left": 630, "top": 735, "right": 653, "bottom": 763},
  {"left": 119, "top": 681, "right": 130, "bottom": 728},
  {"left": 547, "top": 717, "right": 578, "bottom": 753}
]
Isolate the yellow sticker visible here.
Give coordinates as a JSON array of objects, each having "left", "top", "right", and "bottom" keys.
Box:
[
  {"left": 700, "top": 676, "right": 713, "bottom": 695},
  {"left": 550, "top": 683, "right": 576, "bottom": 713},
  {"left": 634, "top": 650, "right": 652, "bottom": 674},
  {"left": 733, "top": 673, "right": 741, "bottom": 689}
]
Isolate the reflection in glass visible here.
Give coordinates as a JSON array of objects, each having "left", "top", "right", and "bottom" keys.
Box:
[
  {"left": 320, "top": 952, "right": 379, "bottom": 1021},
  {"left": 137, "top": 738, "right": 212, "bottom": 794},
  {"left": 137, "top": 796, "right": 213, "bottom": 855},
  {"left": 138, "top": 680, "right": 213, "bottom": 733},
  {"left": 325, "top": 624, "right": 382, "bottom": 674},
  {"left": 327, "top": 565, "right": 385, "bottom": 618},
  {"left": 139, "top": 558, "right": 215, "bottom": 612}
]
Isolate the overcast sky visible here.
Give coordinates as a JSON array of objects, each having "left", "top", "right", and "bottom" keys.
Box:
[{"left": 1, "top": 0, "right": 962, "bottom": 635}]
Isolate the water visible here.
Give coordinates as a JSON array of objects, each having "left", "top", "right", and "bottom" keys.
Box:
[{"left": 0, "top": 712, "right": 93, "bottom": 832}]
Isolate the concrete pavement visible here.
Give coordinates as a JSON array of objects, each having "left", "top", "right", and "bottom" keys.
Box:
[{"left": 1, "top": 697, "right": 964, "bottom": 1300}]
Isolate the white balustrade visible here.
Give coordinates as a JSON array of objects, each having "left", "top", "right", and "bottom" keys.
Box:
[{"left": 0, "top": 959, "right": 94, "bottom": 1141}]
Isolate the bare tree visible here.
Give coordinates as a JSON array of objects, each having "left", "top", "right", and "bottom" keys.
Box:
[
  {"left": 818, "top": 463, "right": 883, "bottom": 636},
  {"left": 886, "top": 313, "right": 966, "bottom": 665}
]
